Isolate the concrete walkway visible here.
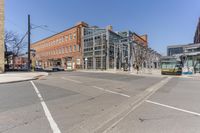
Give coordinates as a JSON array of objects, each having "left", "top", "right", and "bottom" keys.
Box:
[
  {"left": 0, "top": 72, "right": 48, "bottom": 84},
  {"left": 77, "top": 69, "right": 200, "bottom": 79},
  {"left": 77, "top": 69, "right": 164, "bottom": 77}
]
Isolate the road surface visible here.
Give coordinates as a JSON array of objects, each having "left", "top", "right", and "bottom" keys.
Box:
[{"left": 0, "top": 71, "right": 199, "bottom": 133}]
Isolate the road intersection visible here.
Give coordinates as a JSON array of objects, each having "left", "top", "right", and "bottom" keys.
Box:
[{"left": 0, "top": 72, "right": 200, "bottom": 133}]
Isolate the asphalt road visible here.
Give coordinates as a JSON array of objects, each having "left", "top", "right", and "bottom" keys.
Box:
[{"left": 0, "top": 71, "right": 199, "bottom": 133}]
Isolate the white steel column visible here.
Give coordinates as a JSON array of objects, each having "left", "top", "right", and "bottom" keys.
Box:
[
  {"left": 128, "top": 43, "right": 130, "bottom": 71},
  {"left": 114, "top": 43, "right": 117, "bottom": 71},
  {"left": 106, "top": 29, "right": 109, "bottom": 70},
  {"left": 118, "top": 42, "right": 121, "bottom": 70},
  {"left": 93, "top": 34, "right": 96, "bottom": 70},
  {"left": 130, "top": 42, "right": 133, "bottom": 72},
  {"left": 100, "top": 33, "right": 103, "bottom": 70}
]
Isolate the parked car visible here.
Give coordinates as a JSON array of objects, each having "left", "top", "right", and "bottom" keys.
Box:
[
  {"left": 52, "top": 66, "right": 65, "bottom": 71},
  {"left": 34, "top": 66, "right": 43, "bottom": 71},
  {"left": 44, "top": 66, "right": 65, "bottom": 72}
]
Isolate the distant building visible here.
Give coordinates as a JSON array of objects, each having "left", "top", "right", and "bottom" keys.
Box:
[
  {"left": 166, "top": 18, "right": 200, "bottom": 74},
  {"left": 167, "top": 44, "right": 185, "bottom": 56},
  {"left": 11, "top": 54, "right": 28, "bottom": 69},
  {"left": 82, "top": 26, "right": 160, "bottom": 71},
  {"left": 167, "top": 43, "right": 200, "bottom": 73},
  {"left": 194, "top": 18, "right": 200, "bottom": 44},
  {"left": 82, "top": 26, "right": 122, "bottom": 70},
  {"left": 182, "top": 43, "right": 200, "bottom": 74},
  {"left": 133, "top": 33, "right": 148, "bottom": 47},
  {"left": 31, "top": 22, "right": 88, "bottom": 70},
  {"left": 32, "top": 21, "right": 160, "bottom": 71}
]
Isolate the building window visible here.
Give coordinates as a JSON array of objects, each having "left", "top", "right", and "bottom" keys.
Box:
[
  {"left": 70, "top": 34, "right": 73, "bottom": 40},
  {"left": 65, "top": 35, "right": 68, "bottom": 41},
  {"left": 77, "top": 45, "right": 80, "bottom": 51},
  {"left": 62, "top": 47, "right": 64, "bottom": 54},
  {"left": 66, "top": 47, "right": 68, "bottom": 53},
  {"left": 70, "top": 45, "right": 72, "bottom": 52},
  {"left": 74, "top": 45, "right": 76, "bottom": 51},
  {"left": 73, "top": 33, "right": 76, "bottom": 39}
]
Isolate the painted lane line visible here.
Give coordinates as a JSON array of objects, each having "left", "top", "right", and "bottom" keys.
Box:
[
  {"left": 30, "top": 81, "right": 61, "bottom": 133},
  {"left": 92, "top": 86, "right": 130, "bottom": 98},
  {"left": 61, "top": 77, "right": 82, "bottom": 84},
  {"left": 100, "top": 77, "right": 172, "bottom": 133},
  {"left": 146, "top": 100, "right": 200, "bottom": 116}
]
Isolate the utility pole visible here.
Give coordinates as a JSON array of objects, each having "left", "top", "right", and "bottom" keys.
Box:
[{"left": 28, "top": 14, "right": 31, "bottom": 71}]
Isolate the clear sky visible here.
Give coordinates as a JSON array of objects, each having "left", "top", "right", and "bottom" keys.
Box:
[{"left": 5, "top": 0, "right": 200, "bottom": 55}]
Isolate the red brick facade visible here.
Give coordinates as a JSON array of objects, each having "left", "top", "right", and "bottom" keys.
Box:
[
  {"left": 133, "top": 33, "right": 148, "bottom": 47},
  {"left": 31, "top": 22, "right": 88, "bottom": 70}
]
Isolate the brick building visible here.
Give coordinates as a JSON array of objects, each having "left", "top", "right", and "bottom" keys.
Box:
[
  {"left": 0, "top": 0, "right": 4, "bottom": 72},
  {"left": 31, "top": 22, "right": 88, "bottom": 70},
  {"left": 133, "top": 33, "right": 148, "bottom": 47}
]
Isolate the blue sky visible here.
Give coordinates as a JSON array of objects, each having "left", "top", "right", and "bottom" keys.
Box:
[{"left": 5, "top": 0, "right": 200, "bottom": 55}]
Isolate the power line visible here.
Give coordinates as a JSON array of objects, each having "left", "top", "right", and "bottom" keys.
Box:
[
  {"left": 38, "top": 26, "right": 57, "bottom": 34},
  {"left": 5, "top": 18, "right": 27, "bottom": 32},
  {"left": 31, "top": 23, "right": 57, "bottom": 34}
]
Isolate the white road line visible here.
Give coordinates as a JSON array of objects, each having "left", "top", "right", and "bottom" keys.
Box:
[
  {"left": 61, "top": 77, "right": 82, "bottom": 84},
  {"left": 100, "top": 77, "right": 172, "bottom": 133},
  {"left": 30, "top": 81, "right": 61, "bottom": 133},
  {"left": 146, "top": 100, "right": 200, "bottom": 116},
  {"left": 92, "top": 86, "right": 130, "bottom": 98}
]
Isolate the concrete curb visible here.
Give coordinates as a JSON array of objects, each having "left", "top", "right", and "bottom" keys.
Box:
[
  {"left": 0, "top": 77, "right": 37, "bottom": 84},
  {"left": 0, "top": 73, "right": 48, "bottom": 84}
]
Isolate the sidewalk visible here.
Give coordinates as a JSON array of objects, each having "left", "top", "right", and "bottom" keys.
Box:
[
  {"left": 0, "top": 72, "right": 48, "bottom": 84},
  {"left": 182, "top": 73, "right": 200, "bottom": 80},
  {"left": 77, "top": 69, "right": 166, "bottom": 77},
  {"left": 77, "top": 69, "right": 200, "bottom": 79}
]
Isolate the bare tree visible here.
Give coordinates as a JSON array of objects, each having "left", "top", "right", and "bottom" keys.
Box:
[
  {"left": 133, "top": 43, "right": 148, "bottom": 73},
  {"left": 4, "top": 30, "right": 27, "bottom": 69}
]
